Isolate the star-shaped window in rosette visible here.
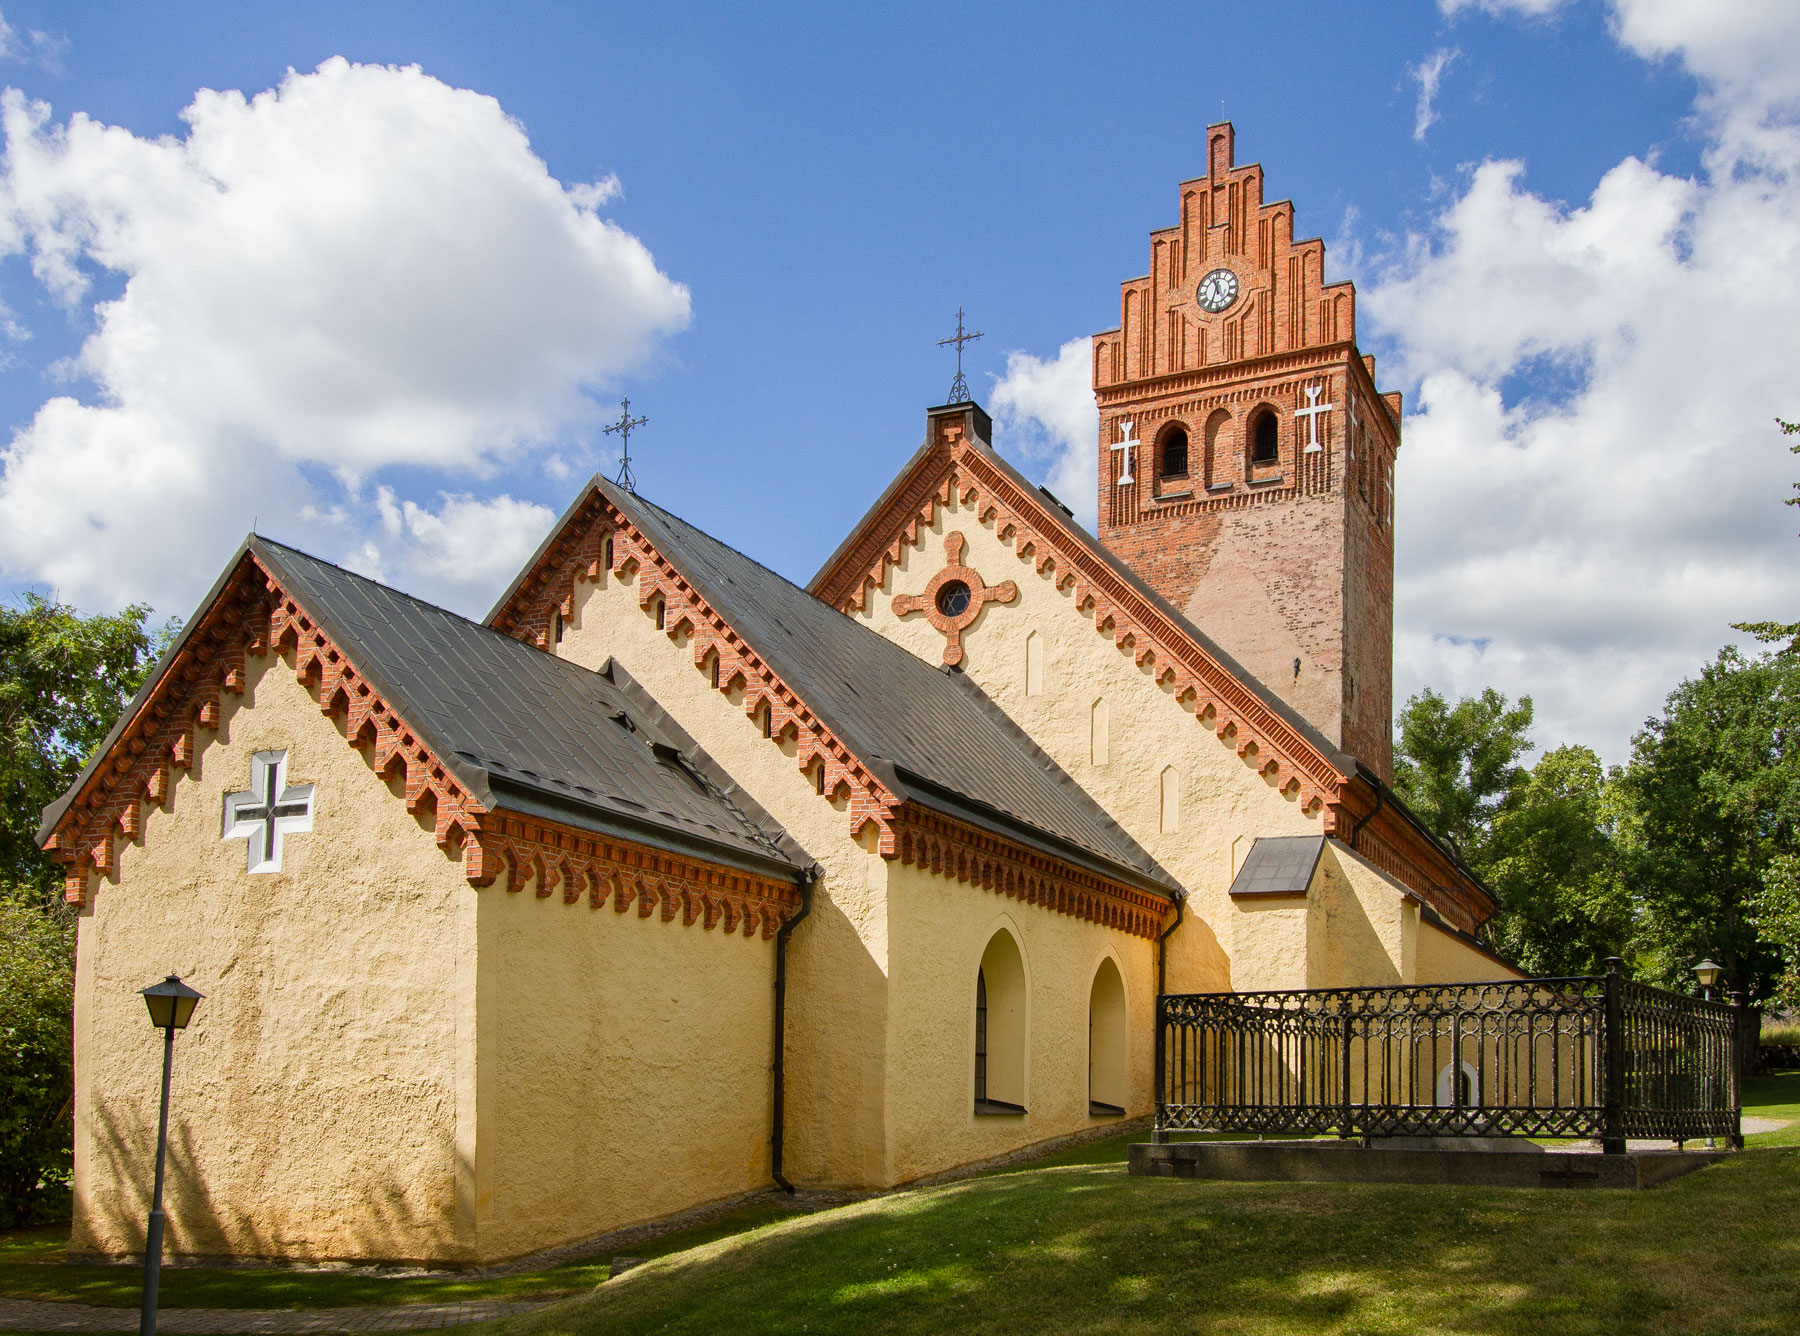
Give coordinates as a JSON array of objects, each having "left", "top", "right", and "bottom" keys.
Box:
[{"left": 891, "top": 531, "right": 1017, "bottom": 667}]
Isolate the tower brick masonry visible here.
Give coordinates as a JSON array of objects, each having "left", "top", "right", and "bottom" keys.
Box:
[{"left": 1094, "top": 123, "right": 1398, "bottom": 781}]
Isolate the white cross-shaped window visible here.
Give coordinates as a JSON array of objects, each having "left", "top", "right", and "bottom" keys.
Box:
[
  {"left": 222, "top": 750, "right": 314, "bottom": 874},
  {"left": 1110, "top": 419, "right": 1139, "bottom": 485},
  {"left": 1294, "top": 384, "right": 1334, "bottom": 454}
]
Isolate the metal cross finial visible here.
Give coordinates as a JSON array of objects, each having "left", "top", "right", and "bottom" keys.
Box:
[
  {"left": 937, "top": 307, "right": 984, "bottom": 405},
  {"left": 603, "top": 397, "right": 649, "bottom": 493}
]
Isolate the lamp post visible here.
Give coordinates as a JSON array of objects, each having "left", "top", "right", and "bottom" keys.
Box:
[
  {"left": 138, "top": 975, "right": 202, "bottom": 1336},
  {"left": 1692, "top": 959, "right": 1723, "bottom": 1150},
  {"left": 1693, "top": 958, "right": 1723, "bottom": 1002}
]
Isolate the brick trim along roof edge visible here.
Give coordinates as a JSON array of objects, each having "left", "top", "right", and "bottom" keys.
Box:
[
  {"left": 806, "top": 411, "right": 1495, "bottom": 935},
  {"left": 37, "top": 543, "right": 802, "bottom": 936},
  {"left": 487, "top": 484, "right": 1179, "bottom": 942}
]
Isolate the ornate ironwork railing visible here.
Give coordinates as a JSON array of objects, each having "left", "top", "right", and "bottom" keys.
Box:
[{"left": 1156, "top": 960, "right": 1741, "bottom": 1151}]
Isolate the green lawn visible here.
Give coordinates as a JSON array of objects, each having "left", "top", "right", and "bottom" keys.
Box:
[
  {"left": 494, "top": 1110, "right": 1800, "bottom": 1336},
  {"left": 0, "top": 1199, "right": 811, "bottom": 1309},
  {"left": 3, "top": 1075, "right": 1795, "bottom": 1333}
]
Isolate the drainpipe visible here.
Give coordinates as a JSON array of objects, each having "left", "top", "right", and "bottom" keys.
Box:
[
  {"left": 771, "top": 863, "right": 821, "bottom": 1194},
  {"left": 1155, "top": 894, "right": 1184, "bottom": 999},
  {"left": 1346, "top": 774, "right": 1385, "bottom": 852},
  {"left": 1152, "top": 894, "right": 1185, "bottom": 1145}
]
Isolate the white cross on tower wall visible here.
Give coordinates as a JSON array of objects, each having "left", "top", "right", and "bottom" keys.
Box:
[
  {"left": 223, "top": 750, "right": 315, "bottom": 874},
  {"left": 1110, "top": 418, "right": 1139, "bottom": 485},
  {"left": 1294, "top": 383, "right": 1334, "bottom": 454}
]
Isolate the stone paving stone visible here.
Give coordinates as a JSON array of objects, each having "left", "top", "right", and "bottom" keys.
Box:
[{"left": 0, "top": 1297, "right": 553, "bottom": 1333}]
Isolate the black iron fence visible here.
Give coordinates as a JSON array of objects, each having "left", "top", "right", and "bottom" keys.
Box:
[{"left": 1156, "top": 960, "right": 1741, "bottom": 1151}]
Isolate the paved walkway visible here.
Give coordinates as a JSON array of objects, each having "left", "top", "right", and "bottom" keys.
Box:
[{"left": 0, "top": 1296, "right": 553, "bottom": 1333}]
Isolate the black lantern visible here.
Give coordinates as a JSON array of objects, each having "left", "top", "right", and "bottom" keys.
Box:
[{"left": 139, "top": 976, "right": 202, "bottom": 1031}]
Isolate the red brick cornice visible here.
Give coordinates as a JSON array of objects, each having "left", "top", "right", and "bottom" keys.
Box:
[
  {"left": 894, "top": 807, "right": 1173, "bottom": 942},
  {"left": 468, "top": 811, "right": 801, "bottom": 938},
  {"left": 491, "top": 488, "right": 910, "bottom": 854},
  {"left": 42, "top": 551, "right": 801, "bottom": 939}
]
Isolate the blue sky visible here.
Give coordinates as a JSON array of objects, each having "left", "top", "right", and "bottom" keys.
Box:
[{"left": 0, "top": 0, "right": 1794, "bottom": 762}]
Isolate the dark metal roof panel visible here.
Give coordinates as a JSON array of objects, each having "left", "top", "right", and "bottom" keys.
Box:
[
  {"left": 1229, "top": 835, "right": 1326, "bottom": 898},
  {"left": 598, "top": 481, "right": 1177, "bottom": 897},
  {"left": 252, "top": 538, "right": 800, "bottom": 875}
]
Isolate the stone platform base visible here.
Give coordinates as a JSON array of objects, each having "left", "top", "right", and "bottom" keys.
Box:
[{"left": 1128, "top": 1139, "right": 1728, "bottom": 1190}]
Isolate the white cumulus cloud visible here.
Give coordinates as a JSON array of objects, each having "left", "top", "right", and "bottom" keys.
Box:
[
  {"left": 989, "top": 336, "right": 1099, "bottom": 531},
  {"left": 0, "top": 57, "right": 689, "bottom": 616},
  {"left": 1370, "top": 0, "right": 1800, "bottom": 760}
]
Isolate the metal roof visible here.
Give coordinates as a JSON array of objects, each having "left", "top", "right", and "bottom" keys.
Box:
[
  {"left": 1228, "top": 835, "right": 1326, "bottom": 898},
  {"left": 251, "top": 538, "right": 801, "bottom": 877},
  {"left": 39, "top": 536, "right": 803, "bottom": 882},
  {"left": 597, "top": 480, "right": 1180, "bottom": 900}
]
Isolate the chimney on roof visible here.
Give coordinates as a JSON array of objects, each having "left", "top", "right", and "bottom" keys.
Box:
[{"left": 927, "top": 400, "right": 992, "bottom": 452}]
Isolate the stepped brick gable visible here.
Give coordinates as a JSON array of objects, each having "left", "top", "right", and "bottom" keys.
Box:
[{"left": 1094, "top": 122, "right": 1400, "bottom": 780}]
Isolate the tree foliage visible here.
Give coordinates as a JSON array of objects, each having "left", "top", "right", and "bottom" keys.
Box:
[
  {"left": 0, "top": 595, "right": 172, "bottom": 1223},
  {"left": 0, "top": 898, "right": 75, "bottom": 1224},
  {"left": 1483, "top": 746, "right": 1632, "bottom": 977},
  {"left": 1392, "top": 687, "right": 1535, "bottom": 864},
  {"left": 0, "top": 595, "right": 174, "bottom": 899},
  {"left": 1619, "top": 643, "right": 1800, "bottom": 1006}
]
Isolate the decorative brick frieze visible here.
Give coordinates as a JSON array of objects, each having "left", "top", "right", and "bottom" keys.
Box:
[
  {"left": 492, "top": 490, "right": 911, "bottom": 856},
  {"left": 893, "top": 807, "right": 1174, "bottom": 942},
  {"left": 43, "top": 549, "right": 802, "bottom": 942},
  {"left": 463, "top": 812, "right": 801, "bottom": 939},
  {"left": 812, "top": 437, "right": 1345, "bottom": 815}
]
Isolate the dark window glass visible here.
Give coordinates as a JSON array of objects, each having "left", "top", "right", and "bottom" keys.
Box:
[
  {"left": 1161, "top": 426, "right": 1189, "bottom": 478},
  {"left": 975, "top": 968, "right": 989, "bottom": 1103},
  {"left": 1253, "top": 412, "right": 1279, "bottom": 464},
  {"left": 936, "top": 580, "right": 972, "bottom": 617}
]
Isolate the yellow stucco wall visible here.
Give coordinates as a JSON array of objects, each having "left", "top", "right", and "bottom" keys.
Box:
[
  {"left": 1308, "top": 841, "right": 1405, "bottom": 988},
  {"left": 559, "top": 562, "right": 892, "bottom": 1188},
  {"left": 557, "top": 547, "right": 1163, "bottom": 1189},
  {"left": 849, "top": 494, "right": 1322, "bottom": 993},
  {"left": 1317, "top": 838, "right": 1522, "bottom": 986},
  {"left": 883, "top": 861, "right": 1156, "bottom": 1184},
  {"left": 71, "top": 643, "right": 788, "bottom": 1266},
  {"left": 69, "top": 649, "right": 475, "bottom": 1264},
  {"left": 475, "top": 866, "right": 777, "bottom": 1262},
  {"left": 1413, "top": 916, "right": 1521, "bottom": 984}
]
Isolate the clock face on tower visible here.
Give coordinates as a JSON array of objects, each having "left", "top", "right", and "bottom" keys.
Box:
[{"left": 1196, "top": 267, "right": 1239, "bottom": 314}]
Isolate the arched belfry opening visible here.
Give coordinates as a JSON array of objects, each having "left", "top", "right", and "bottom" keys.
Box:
[
  {"left": 1088, "top": 958, "right": 1127, "bottom": 1115},
  {"left": 1250, "top": 409, "right": 1279, "bottom": 466},
  {"left": 1157, "top": 422, "right": 1189, "bottom": 481},
  {"left": 975, "top": 929, "right": 1028, "bottom": 1113}
]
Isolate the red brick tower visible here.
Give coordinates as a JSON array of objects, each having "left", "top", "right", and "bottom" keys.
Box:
[{"left": 1093, "top": 123, "right": 1399, "bottom": 780}]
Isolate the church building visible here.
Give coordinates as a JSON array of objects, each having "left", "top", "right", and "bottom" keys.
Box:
[{"left": 40, "top": 124, "right": 1517, "bottom": 1266}]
